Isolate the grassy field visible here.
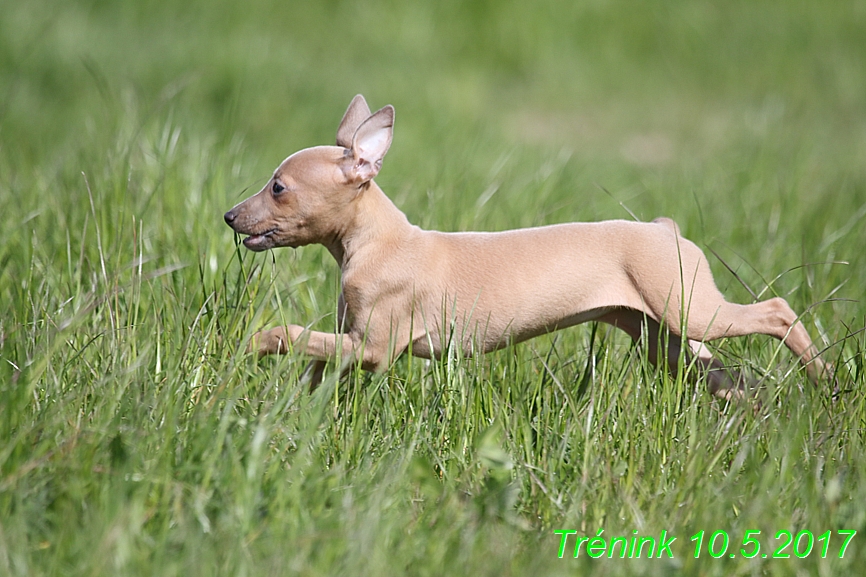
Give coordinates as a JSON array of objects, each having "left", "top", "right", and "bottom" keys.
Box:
[{"left": 2, "top": 0, "right": 866, "bottom": 575}]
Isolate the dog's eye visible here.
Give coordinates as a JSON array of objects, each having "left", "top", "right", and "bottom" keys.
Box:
[{"left": 272, "top": 181, "right": 285, "bottom": 195}]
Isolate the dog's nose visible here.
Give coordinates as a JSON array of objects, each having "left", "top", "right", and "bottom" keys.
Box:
[{"left": 224, "top": 210, "right": 236, "bottom": 225}]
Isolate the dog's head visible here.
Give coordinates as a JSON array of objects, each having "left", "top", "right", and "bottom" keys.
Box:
[{"left": 224, "top": 95, "right": 393, "bottom": 251}]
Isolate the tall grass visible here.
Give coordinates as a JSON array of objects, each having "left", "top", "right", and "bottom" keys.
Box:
[{"left": 1, "top": 0, "right": 865, "bottom": 575}]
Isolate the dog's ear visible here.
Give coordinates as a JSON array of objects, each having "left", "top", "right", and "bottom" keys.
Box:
[
  {"left": 336, "top": 95, "right": 373, "bottom": 148},
  {"left": 347, "top": 105, "right": 394, "bottom": 184}
]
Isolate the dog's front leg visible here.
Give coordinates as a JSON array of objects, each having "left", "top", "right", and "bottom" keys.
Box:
[
  {"left": 249, "top": 329, "right": 343, "bottom": 390},
  {"left": 249, "top": 325, "right": 339, "bottom": 357},
  {"left": 250, "top": 325, "right": 380, "bottom": 368}
]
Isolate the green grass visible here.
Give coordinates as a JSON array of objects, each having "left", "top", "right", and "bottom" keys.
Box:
[{"left": 2, "top": 0, "right": 866, "bottom": 575}]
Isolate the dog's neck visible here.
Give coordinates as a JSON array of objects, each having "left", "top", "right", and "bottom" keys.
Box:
[{"left": 325, "top": 180, "right": 415, "bottom": 269}]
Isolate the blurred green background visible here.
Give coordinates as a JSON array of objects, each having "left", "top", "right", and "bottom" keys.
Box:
[{"left": 2, "top": 0, "right": 866, "bottom": 575}]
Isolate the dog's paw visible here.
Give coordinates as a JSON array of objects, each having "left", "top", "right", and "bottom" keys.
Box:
[
  {"left": 249, "top": 327, "right": 289, "bottom": 357},
  {"left": 248, "top": 325, "right": 305, "bottom": 357},
  {"left": 807, "top": 358, "right": 836, "bottom": 388}
]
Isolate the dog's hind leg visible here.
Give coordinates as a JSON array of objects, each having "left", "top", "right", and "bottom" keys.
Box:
[
  {"left": 301, "top": 360, "right": 328, "bottom": 392},
  {"left": 686, "top": 339, "right": 753, "bottom": 399},
  {"left": 597, "top": 308, "right": 749, "bottom": 399},
  {"left": 680, "top": 297, "right": 830, "bottom": 385}
]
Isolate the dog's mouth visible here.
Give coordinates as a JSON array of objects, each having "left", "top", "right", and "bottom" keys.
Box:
[{"left": 242, "top": 228, "right": 278, "bottom": 251}]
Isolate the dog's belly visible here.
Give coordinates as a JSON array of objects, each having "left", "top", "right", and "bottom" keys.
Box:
[
  {"left": 499, "top": 306, "right": 617, "bottom": 348},
  {"left": 407, "top": 306, "right": 616, "bottom": 359}
]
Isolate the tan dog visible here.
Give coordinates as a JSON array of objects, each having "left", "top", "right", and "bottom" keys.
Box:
[{"left": 224, "top": 95, "right": 830, "bottom": 398}]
